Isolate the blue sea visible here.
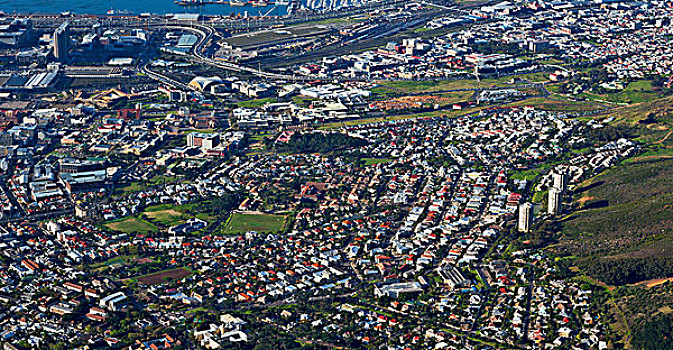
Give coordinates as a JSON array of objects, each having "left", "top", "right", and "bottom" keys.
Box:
[{"left": 0, "top": 0, "right": 289, "bottom": 16}]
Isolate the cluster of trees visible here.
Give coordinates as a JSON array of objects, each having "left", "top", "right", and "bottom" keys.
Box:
[
  {"left": 552, "top": 258, "right": 576, "bottom": 279},
  {"left": 579, "top": 256, "right": 673, "bottom": 285},
  {"left": 585, "top": 124, "right": 633, "bottom": 143},
  {"left": 207, "top": 192, "right": 242, "bottom": 218},
  {"left": 646, "top": 74, "right": 673, "bottom": 92},
  {"left": 554, "top": 67, "right": 614, "bottom": 95},
  {"left": 632, "top": 313, "right": 673, "bottom": 350},
  {"left": 527, "top": 221, "right": 561, "bottom": 248},
  {"left": 272, "top": 132, "right": 368, "bottom": 154},
  {"left": 571, "top": 124, "right": 634, "bottom": 149},
  {"left": 171, "top": 160, "right": 211, "bottom": 179},
  {"left": 472, "top": 41, "right": 524, "bottom": 55},
  {"left": 639, "top": 110, "right": 673, "bottom": 125}
]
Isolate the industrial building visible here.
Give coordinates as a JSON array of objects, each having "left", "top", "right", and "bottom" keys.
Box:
[
  {"left": 0, "top": 18, "right": 33, "bottom": 48},
  {"left": 58, "top": 158, "right": 108, "bottom": 193}
]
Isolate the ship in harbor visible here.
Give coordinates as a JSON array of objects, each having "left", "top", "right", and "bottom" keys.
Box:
[
  {"left": 173, "top": 0, "right": 301, "bottom": 12},
  {"left": 175, "top": 0, "right": 207, "bottom": 5},
  {"left": 303, "top": 0, "right": 365, "bottom": 12},
  {"left": 107, "top": 8, "right": 133, "bottom": 14}
]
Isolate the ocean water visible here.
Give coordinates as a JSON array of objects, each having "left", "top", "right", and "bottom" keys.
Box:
[{"left": 0, "top": 0, "right": 289, "bottom": 16}]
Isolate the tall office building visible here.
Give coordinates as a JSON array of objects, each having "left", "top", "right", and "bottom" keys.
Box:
[
  {"left": 518, "top": 202, "right": 534, "bottom": 232},
  {"left": 53, "top": 21, "right": 70, "bottom": 63},
  {"left": 552, "top": 172, "right": 567, "bottom": 192},
  {"left": 548, "top": 187, "right": 562, "bottom": 215}
]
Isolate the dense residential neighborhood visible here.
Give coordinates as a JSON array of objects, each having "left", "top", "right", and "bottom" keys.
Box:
[
  {"left": 0, "top": 0, "right": 668, "bottom": 348},
  {"left": 0, "top": 99, "right": 639, "bottom": 349}
]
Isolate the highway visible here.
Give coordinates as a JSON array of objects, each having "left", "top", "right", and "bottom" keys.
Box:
[
  {"left": 140, "top": 62, "right": 189, "bottom": 89},
  {"left": 142, "top": 23, "right": 322, "bottom": 88},
  {"left": 174, "top": 24, "right": 302, "bottom": 79},
  {"left": 144, "top": 18, "right": 456, "bottom": 84},
  {"left": 139, "top": 2, "right": 535, "bottom": 88}
]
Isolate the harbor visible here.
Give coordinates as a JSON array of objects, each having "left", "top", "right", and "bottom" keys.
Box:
[
  {"left": 174, "top": 0, "right": 291, "bottom": 7},
  {"left": 0, "top": 0, "right": 293, "bottom": 16},
  {"left": 175, "top": 0, "right": 376, "bottom": 13},
  {"left": 0, "top": 0, "right": 382, "bottom": 17}
]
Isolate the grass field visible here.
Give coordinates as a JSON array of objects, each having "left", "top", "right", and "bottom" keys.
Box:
[
  {"left": 538, "top": 58, "right": 565, "bottom": 65},
  {"left": 413, "top": 26, "right": 434, "bottom": 33},
  {"left": 374, "top": 73, "right": 551, "bottom": 94},
  {"left": 149, "top": 174, "right": 178, "bottom": 185},
  {"left": 504, "top": 96, "right": 609, "bottom": 112},
  {"left": 319, "top": 106, "right": 490, "bottom": 130},
  {"left": 368, "top": 90, "right": 474, "bottom": 106},
  {"left": 509, "top": 167, "right": 543, "bottom": 181},
  {"left": 144, "top": 209, "right": 185, "bottom": 227},
  {"left": 626, "top": 147, "right": 673, "bottom": 162},
  {"left": 608, "top": 98, "right": 673, "bottom": 142},
  {"left": 106, "top": 218, "right": 157, "bottom": 234},
  {"left": 575, "top": 80, "right": 666, "bottom": 104},
  {"left": 143, "top": 203, "right": 217, "bottom": 226},
  {"left": 362, "top": 157, "right": 393, "bottom": 166},
  {"left": 114, "top": 174, "right": 179, "bottom": 196},
  {"left": 291, "top": 95, "right": 318, "bottom": 106},
  {"left": 236, "top": 97, "right": 276, "bottom": 109},
  {"left": 249, "top": 131, "right": 275, "bottom": 142},
  {"left": 604, "top": 95, "right": 673, "bottom": 124},
  {"left": 375, "top": 79, "right": 480, "bottom": 93},
  {"left": 185, "top": 129, "right": 216, "bottom": 134},
  {"left": 136, "top": 267, "right": 193, "bottom": 285},
  {"left": 88, "top": 255, "right": 136, "bottom": 269},
  {"left": 115, "top": 182, "right": 147, "bottom": 194},
  {"left": 222, "top": 213, "right": 288, "bottom": 234},
  {"left": 532, "top": 189, "right": 548, "bottom": 204}
]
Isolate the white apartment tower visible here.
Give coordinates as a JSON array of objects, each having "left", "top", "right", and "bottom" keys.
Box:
[
  {"left": 548, "top": 187, "right": 562, "bottom": 215},
  {"left": 552, "top": 172, "right": 567, "bottom": 192},
  {"left": 518, "top": 202, "right": 534, "bottom": 232}
]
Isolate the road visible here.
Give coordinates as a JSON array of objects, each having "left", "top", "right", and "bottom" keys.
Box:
[
  {"left": 182, "top": 24, "right": 312, "bottom": 81},
  {"left": 521, "top": 263, "right": 535, "bottom": 342},
  {"left": 143, "top": 23, "right": 319, "bottom": 86},
  {"left": 142, "top": 4, "right": 563, "bottom": 87},
  {"left": 0, "top": 157, "right": 25, "bottom": 219},
  {"left": 142, "top": 4, "right": 461, "bottom": 84},
  {"left": 140, "top": 62, "right": 189, "bottom": 89}
]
